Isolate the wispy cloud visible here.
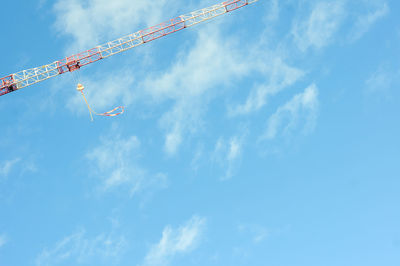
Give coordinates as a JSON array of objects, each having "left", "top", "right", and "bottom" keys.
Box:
[
  {"left": 262, "top": 84, "right": 319, "bottom": 140},
  {"left": 213, "top": 135, "right": 245, "bottom": 180},
  {"left": 365, "top": 64, "right": 398, "bottom": 97},
  {"left": 142, "top": 22, "right": 308, "bottom": 155},
  {"left": 291, "top": 1, "right": 346, "bottom": 51},
  {"left": 86, "top": 133, "right": 168, "bottom": 197},
  {"left": 229, "top": 58, "right": 304, "bottom": 116},
  {"left": 142, "top": 26, "right": 251, "bottom": 155},
  {"left": 53, "top": 0, "right": 180, "bottom": 51},
  {"left": 349, "top": 0, "right": 389, "bottom": 42},
  {"left": 142, "top": 215, "right": 206, "bottom": 266},
  {"left": 0, "top": 158, "right": 20, "bottom": 178},
  {"left": 36, "top": 228, "right": 126, "bottom": 266}
]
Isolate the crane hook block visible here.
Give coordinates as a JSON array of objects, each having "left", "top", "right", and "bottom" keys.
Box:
[{"left": 76, "top": 83, "right": 84, "bottom": 91}]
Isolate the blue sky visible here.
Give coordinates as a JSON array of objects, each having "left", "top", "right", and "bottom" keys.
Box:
[{"left": 1, "top": 0, "right": 400, "bottom": 265}]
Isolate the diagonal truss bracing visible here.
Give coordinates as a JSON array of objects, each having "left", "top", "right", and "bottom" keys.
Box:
[{"left": 0, "top": 0, "right": 259, "bottom": 97}]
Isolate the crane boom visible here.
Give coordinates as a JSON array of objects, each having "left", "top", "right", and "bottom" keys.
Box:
[{"left": 0, "top": 0, "right": 259, "bottom": 97}]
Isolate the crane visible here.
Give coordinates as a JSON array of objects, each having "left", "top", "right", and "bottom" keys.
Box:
[{"left": 0, "top": 0, "right": 259, "bottom": 97}]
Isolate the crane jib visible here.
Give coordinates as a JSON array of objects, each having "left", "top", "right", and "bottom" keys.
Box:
[{"left": 0, "top": 0, "right": 258, "bottom": 97}]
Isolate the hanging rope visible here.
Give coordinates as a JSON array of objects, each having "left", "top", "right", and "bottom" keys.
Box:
[{"left": 76, "top": 83, "right": 124, "bottom": 121}]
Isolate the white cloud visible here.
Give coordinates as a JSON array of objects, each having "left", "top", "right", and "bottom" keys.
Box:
[
  {"left": 36, "top": 229, "right": 126, "bottom": 266},
  {"left": 143, "top": 26, "right": 251, "bottom": 155},
  {"left": 0, "top": 158, "right": 20, "bottom": 178},
  {"left": 262, "top": 84, "right": 319, "bottom": 140},
  {"left": 142, "top": 215, "right": 206, "bottom": 266},
  {"left": 142, "top": 23, "right": 307, "bottom": 154},
  {"left": 229, "top": 58, "right": 304, "bottom": 116},
  {"left": 164, "top": 125, "right": 183, "bottom": 157},
  {"left": 291, "top": 0, "right": 389, "bottom": 48},
  {"left": 227, "top": 138, "right": 241, "bottom": 162},
  {"left": 53, "top": 0, "right": 180, "bottom": 51},
  {"left": 213, "top": 135, "right": 245, "bottom": 180},
  {"left": 349, "top": 1, "right": 389, "bottom": 42},
  {"left": 291, "top": 1, "right": 346, "bottom": 51},
  {"left": 86, "top": 133, "right": 168, "bottom": 197}
]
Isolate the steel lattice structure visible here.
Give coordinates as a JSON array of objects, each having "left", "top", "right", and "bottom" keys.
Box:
[{"left": 0, "top": 0, "right": 259, "bottom": 97}]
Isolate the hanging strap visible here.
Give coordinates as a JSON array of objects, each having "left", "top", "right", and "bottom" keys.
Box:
[
  {"left": 96, "top": 106, "right": 125, "bottom": 117},
  {"left": 79, "top": 90, "right": 94, "bottom": 121}
]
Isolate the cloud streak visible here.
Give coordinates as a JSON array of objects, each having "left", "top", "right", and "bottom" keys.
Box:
[
  {"left": 291, "top": 1, "right": 346, "bottom": 51},
  {"left": 36, "top": 229, "right": 126, "bottom": 266},
  {"left": 213, "top": 135, "right": 245, "bottom": 180},
  {"left": 86, "top": 133, "right": 168, "bottom": 197},
  {"left": 142, "top": 26, "right": 251, "bottom": 155},
  {"left": 229, "top": 58, "right": 304, "bottom": 116},
  {"left": 142, "top": 215, "right": 206, "bottom": 266},
  {"left": 262, "top": 84, "right": 319, "bottom": 140},
  {"left": 0, "top": 158, "right": 20, "bottom": 179},
  {"left": 349, "top": 0, "right": 389, "bottom": 42}
]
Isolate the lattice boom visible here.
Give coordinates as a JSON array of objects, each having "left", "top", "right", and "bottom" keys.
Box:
[{"left": 0, "top": 0, "right": 259, "bottom": 96}]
